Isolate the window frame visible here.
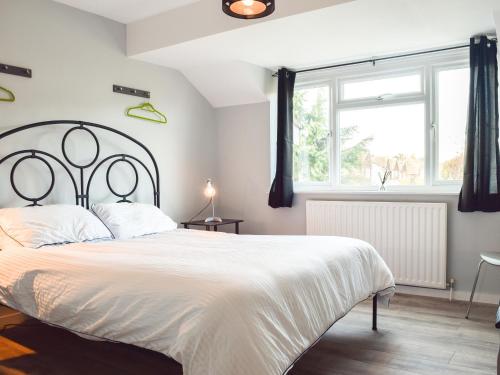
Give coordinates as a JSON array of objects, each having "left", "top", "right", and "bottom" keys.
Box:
[
  {"left": 292, "top": 79, "right": 334, "bottom": 189},
  {"left": 337, "top": 67, "right": 425, "bottom": 105},
  {"left": 431, "top": 61, "right": 469, "bottom": 186},
  {"left": 292, "top": 50, "right": 469, "bottom": 193},
  {"left": 336, "top": 100, "right": 427, "bottom": 188}
]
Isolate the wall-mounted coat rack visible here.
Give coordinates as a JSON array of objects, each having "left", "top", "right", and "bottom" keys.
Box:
[
  {"left": 0, "top": 63, "right": 32, "bottom": 78},
  {"left": 114, "top": 84, "right": 166, "bottom": 124},
  {"left": 113, "top": 85, "right": 150, "bottom": 99}
]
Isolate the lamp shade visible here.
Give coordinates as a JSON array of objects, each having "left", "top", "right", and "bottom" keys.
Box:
[
  {"left": 204, "top": 179, "right": 216, "bottom": 198},
  {"left": 222, "top": 0, "right": 275, "bottom": 19}
]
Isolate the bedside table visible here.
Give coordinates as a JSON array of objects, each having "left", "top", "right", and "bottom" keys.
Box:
[{"left": 181, "top": 219, "right": 244, "bottom": 234}]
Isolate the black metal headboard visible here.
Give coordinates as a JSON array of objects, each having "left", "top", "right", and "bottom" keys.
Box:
[{"left": 0, "top": 120, "right": 160, "bottom": 208}]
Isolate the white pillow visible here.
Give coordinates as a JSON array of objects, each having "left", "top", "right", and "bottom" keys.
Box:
[
  {"left": 92, "top": 203, "right": 177, "bottom": 240},
  {"left": 0, "top": 205, "right": 112, "bottom": 248}
]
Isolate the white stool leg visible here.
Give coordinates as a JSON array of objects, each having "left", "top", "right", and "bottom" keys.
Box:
[{"left": 465, "top": 259, "right": 485, "bottom": 319}]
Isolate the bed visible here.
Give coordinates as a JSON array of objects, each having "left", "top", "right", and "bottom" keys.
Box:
[{"left": 0, "top": 121, "right": 395, "bottom": 375}]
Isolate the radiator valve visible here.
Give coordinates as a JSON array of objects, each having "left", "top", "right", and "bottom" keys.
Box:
[{"left": 448, "top": 278, "right": 455, "bottom": 302}]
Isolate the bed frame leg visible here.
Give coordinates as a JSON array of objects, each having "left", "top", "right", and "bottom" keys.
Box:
[{"left": 372, "top": 294, "right": 378, "bottom": 331}]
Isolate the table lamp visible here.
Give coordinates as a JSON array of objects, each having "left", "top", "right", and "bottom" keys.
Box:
[{"left": 204, "top": 179, "right": 222, "bottom": 223}]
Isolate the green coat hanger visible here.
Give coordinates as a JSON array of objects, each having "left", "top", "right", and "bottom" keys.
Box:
[
  {"left": 126, "top": 102, "right": 167, "bottom": 124},
  {"left": 0, "top": 86, "right": 15, "bottom": 102}
]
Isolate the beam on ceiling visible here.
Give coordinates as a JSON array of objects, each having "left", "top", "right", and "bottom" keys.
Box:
[{"left": 127, "top": 0, "right": 354, "bottom": 56}]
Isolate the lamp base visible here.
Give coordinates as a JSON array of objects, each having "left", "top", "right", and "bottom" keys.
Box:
[{"left": 205, "top": 216, "right": 223, "bottom": 223}]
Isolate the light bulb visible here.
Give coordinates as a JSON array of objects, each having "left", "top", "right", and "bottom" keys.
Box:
[
  {"left": 204, "top": 179, "right": 216, "bottom": 198},
  {"left": 242, "top": 0, "right": 254, "bottom": 6}
]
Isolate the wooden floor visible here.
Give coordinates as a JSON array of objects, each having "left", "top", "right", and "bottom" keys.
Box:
[{"left": 0, "top": 294, "right": 498, "bottom": 375}]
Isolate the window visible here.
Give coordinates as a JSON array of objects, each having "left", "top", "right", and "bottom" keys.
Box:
[
  {"left": 340, "top": 72, "right": 422, "bottom": 101},
  {"left": 292, "top": 53, "right": 470, "bottom": 192},
  {"left": 293, "top": 85, "right": 330, "bottom": 184},
  {"left": 339, "top": 103, "right": 425, "bottom": 186},
  {"left": 435, "top": 67, "right": 469, "bottom": 182}
]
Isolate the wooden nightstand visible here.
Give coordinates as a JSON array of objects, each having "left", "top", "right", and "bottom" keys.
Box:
[{"left": 181, "top": 219, "right": 244, "bottom": 234}]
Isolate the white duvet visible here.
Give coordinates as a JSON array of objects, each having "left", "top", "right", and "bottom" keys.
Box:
[{"left": 0, "top": 229, "right": 395, "bottom": 375}]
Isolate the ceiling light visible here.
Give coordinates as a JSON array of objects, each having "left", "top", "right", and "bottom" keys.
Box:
[{"left": 222, "top": 0, "right": 275, "bottom": 19}]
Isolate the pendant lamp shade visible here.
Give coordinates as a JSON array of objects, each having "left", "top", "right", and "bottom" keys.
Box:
[{"left": 223, "top": 0, "right": 275, "bottom": 19}]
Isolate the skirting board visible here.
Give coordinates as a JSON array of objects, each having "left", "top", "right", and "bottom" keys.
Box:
[{"left": 396, "top": 285, "right": 499, "bottom": 305}]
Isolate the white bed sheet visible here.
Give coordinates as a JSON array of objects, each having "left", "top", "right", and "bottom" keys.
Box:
[{"left": 0, "top": 229, "right": 395, "bottom": 375}]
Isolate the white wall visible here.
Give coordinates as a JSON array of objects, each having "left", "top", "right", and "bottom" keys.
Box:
[
  {"left": 0, "top": 0, "right": 216, "bottom": 222},
  {"left": 215, "top": 102, "right": 500, "bottom": 303}
]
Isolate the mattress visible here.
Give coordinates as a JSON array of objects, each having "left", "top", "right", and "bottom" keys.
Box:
[{"left": 0, "top": 229, "right": 395, "bottom": 375}]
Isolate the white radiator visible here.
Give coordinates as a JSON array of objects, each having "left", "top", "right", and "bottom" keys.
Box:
[{"left": 306, "top": 200, "right": 447, "bottom": 289}]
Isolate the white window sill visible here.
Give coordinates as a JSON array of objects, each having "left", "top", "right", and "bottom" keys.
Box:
[{"left": 293, "top": 187, "right": 460, "bottom": 196}]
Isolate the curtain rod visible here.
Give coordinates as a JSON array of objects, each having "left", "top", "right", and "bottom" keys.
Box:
[{"left": 272, "top": 39, "right": 497, "bottom": 77}]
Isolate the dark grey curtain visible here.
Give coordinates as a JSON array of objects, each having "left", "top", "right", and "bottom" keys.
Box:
[
  {"left": 269, "top": 68, "right": 296, "bottom": 208},
  {"left": 459, "top": 36, "right": 500, "bottom": 212}
]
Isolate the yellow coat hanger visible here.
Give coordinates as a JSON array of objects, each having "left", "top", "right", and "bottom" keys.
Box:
[
  {"left": 126, "top": 102, "right": 167, "bottom": 124},
  {"left": 0, "top": 86, "right": 15, "bottom": 102}
]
